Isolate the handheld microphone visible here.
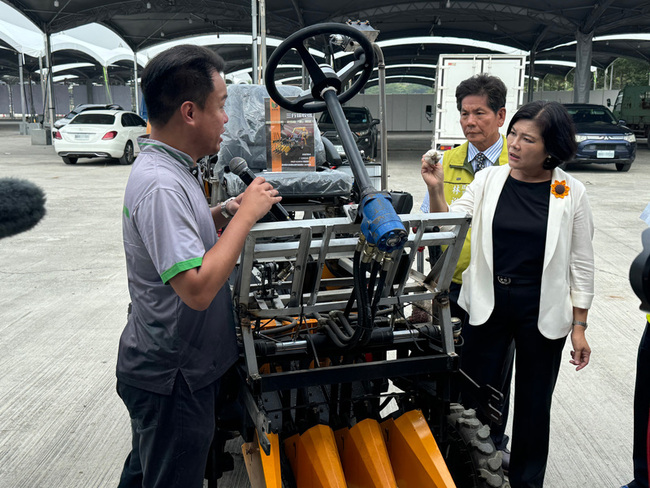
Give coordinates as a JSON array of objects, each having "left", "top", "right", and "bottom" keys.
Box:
[
  {"left": 228, "top": 157, "right": 290, "bottom": 221},
  {"left": 0, "top": 178, "right": 46, "bottom": 239}
]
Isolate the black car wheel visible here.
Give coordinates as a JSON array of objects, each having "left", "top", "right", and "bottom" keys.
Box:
[
  {"left": 616, "top": 162, "right": 632, "bottom": 172},
  {"left": 119, "top": 141, "right": 135, "bottom": 165},
  {"left": 62, "top": 156, "right": 77, "bottom": 165}
]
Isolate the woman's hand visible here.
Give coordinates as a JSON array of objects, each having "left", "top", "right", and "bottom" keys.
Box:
[{"left": 569, "top": 327, "right": 591, "bottom": 371}]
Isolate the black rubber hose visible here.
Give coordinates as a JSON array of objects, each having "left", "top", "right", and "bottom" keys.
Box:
[
  {"left": 331, "top": 310, "right": 355, "bottom": 336},
  {"left": 367, "top": 260, "right": 381, "bottom": 302},
  {"left": 344, "top": 249, "right": 362, "bottom": 318},
  {"left": 358, "top": 260, "right": 373, "bottom": 346},
  {"left": 326, "top": 317, "right": 352, "bottom": 343},
  {"left": 259, "top": 316, "right": 298, "bottom": 335},
  {"left": 345, "top": 253, "right": 368, "bottom": 348},
  {"left": 371, "top": 269, "right": 389, "bottom": 319},
  {"left": 321, "top": 321, "right": 348, "bottom": 348}
]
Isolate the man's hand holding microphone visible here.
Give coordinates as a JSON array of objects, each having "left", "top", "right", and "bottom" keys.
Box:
[{"left": 227, "top": 157, "right": 290, "bottom": 222}]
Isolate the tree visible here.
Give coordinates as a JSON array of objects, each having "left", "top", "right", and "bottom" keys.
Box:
[
  {"left": 606, "top": 58, "right": 650, "bottom": 89},
  {"left": 530, "top": 58, "right": 649, "bottom": 91}
]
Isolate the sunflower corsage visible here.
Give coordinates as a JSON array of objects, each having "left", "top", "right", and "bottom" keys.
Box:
[{"left": 551, "top": 180, "right": 570, "bottom": 199}]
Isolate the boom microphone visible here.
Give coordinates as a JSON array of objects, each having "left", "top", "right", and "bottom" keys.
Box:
[
  {"left": 630, "top": 227, "right": 650, "bottom": 312},
  {"left": 0, "top": 178, "right": 46, "bottom": 239},
  {"left": 228, "top": 157, "right": 290, "bottom": 221}
]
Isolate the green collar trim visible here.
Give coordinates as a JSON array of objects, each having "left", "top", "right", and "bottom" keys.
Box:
[{"left": 139, "top": 139, "right": 195, "bottom": 168}]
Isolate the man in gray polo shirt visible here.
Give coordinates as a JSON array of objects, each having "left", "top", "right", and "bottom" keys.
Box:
[{"left": 116, "top": 45, "right": 281, "bottom": 488}]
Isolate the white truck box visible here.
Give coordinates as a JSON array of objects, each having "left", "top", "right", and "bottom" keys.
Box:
[{"left": 432, "top": 54, "right": 526, "bottom": 149}]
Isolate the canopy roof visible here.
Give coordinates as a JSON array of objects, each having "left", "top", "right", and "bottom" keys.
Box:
[{"left": 1, "top": 0, "right": 649, "bottom": 85}]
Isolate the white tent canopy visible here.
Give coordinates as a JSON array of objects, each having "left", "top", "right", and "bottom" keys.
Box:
[{"left": 0, "top": 2, "right": 142, "bottom": 67}]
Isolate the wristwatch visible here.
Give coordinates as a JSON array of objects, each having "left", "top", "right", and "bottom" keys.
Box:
[
  {"left": 220, "top": 197, "right": 236, "bottom": 219},
  {"left": 572, "top": 319, "right": 588, "bottom": 329}
]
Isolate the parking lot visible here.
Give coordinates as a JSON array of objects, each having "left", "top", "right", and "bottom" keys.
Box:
[{"left": 0, "top": 123, "right": 649, "bottom": 487}]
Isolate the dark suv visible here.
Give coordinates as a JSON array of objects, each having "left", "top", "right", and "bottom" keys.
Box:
[
  {"left": 54, "top": 103, "right": 124, "bottom": 129},
  {"left": 318, "top": 106, "right": 379, "bottom": 159},
  {"left": 563, "top": 103, "right": 636, "bottom": 172}
]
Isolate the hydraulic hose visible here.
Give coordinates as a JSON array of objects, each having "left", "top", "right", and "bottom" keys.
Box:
[
  {"left": 366, "top": 259, "right": 381, "bottom": 305},
  {"left": 371, "top": 269, "right": 389, "bottom": 320},
  {"left": 345, "top": 248, "right": 363, "bottom": 318},
  {"left": 321, "top": 320, "right": 348, "bottom": 348},
  {"left": 331, "top": 310, "right": 355, "bottom": 337},
  {"left": 358, "top": 259, "right": 373, "bottom": 346},
  {"left": 326, "top": 316, "right": 352, "bottom": 343}
]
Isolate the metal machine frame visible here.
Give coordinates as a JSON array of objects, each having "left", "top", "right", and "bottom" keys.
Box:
[{"left": 234, "top": 211, "right": 469, "bottom": 454}]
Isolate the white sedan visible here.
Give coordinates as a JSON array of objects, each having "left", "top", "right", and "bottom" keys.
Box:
[{"left": 52, "top": 110, "right": 148, "bottom": 165}]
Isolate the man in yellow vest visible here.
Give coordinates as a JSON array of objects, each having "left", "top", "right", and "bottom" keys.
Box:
[{"left": 420, "top": 73, "right": 512, "bottom": 464}]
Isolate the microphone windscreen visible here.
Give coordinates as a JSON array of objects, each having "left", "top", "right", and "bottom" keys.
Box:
[
  {"left": 228, "top": 157, "right": 248, "bottom": 176},
  {"left": 0, "top": 178, "right": 46, "bottom": 239}
]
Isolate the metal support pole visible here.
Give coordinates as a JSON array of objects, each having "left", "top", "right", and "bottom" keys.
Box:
[
  {"left": 251, "top": 0, "right": 258, "bottom": 84},
  {"left": 45, "top": 32, "right": 55, "bottom": 132},
  {"left": 259, "top": 0, "right": 266, "bottom": 82},
  {"left": 18, "top": 53, "right": 27, "bottom": 133},
  {"left": 87, "top": 79, "right": 93, "bottom": 104},
  {"left": 573, "top": 29, "right": 593, "bottom": 103},
  {"left": 373, "top": 44, "right": 388, "bottom": 191},
  {"left": 38, "top": 55, "right": 46, "bottom": 111},
  {"left": 133, "top": 53, "right": 139, "bottom": 113},
  {"left": 527, "top": 49, "right": 536, "bottom": 103}
]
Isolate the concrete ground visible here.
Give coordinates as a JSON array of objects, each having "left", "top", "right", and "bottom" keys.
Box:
[{"left": 0, "top": 121, "right": 648, "bottom": 487}]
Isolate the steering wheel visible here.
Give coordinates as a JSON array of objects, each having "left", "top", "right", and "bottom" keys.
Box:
[{"left": 265, "top": 23, "right": 375, "bottom": 113}]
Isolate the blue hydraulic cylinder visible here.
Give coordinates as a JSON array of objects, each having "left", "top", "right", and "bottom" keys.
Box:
[{"left": 360, "top": 192, "right": 408, "bottom": 253}]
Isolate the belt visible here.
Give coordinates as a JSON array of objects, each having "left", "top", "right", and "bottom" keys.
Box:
[{"left": 495, "top": 275, "right": 541, "bottom": 286}]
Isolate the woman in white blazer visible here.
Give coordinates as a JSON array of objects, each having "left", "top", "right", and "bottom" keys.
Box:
[{"left": 422, "top": 100, "right": 594, "bottom": 488}]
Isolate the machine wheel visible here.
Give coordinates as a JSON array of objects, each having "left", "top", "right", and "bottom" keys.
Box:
[
  {"left": 443, "top": 403, "right": 510, "bottom": 488},
  {"left": 616, "top": 162, "right": 631, "bottom": 172},
  {"left": 62, "top": 156, "right": 77, "bottom": 165},
  {"left": 119, "top": 141, "right": 135, "bottom": 165}
]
